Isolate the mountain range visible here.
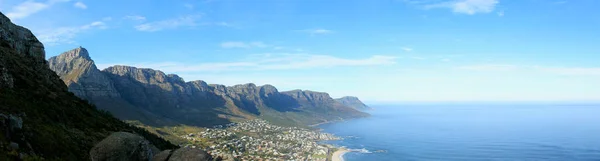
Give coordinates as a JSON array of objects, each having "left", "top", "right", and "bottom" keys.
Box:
[{"left": 48, "top": 47, "right": 370, "bottom": 127}]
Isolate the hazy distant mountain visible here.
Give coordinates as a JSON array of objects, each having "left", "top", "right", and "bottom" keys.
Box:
[
  {"left": 48, "top": 48, "right": 369, "bottom": 127},
  {"left": 335, "top": 96, "right": 371, "bottom": 110},
  {"left": 0, "top": 12, "right": 175, "bottom": 160}
]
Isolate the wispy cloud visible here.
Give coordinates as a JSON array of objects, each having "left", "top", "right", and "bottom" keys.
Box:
[
  {"left": 401, "top": 47, "right": 414, "bottom": 52},
  {"left": 458, "top": 64, "right": 518, "bottom": 71},
  {"left": 36, "top": 20, "right": 107, "bottom": 46},
  {"left": 425, "top": 0, "right": 499, "bottom": 15},
  {"left": 73, "top": 1, "right": 86, "bottom": 9},
  {"left": 97, "top": 54, "right": 397, "bottom": 73},
  {"left": 298, "top": 29, "right": 334, "bottom": 35},
  {"left": 184, "top": 3, "right": 194, "bottom": 9},
  {"left": 123, "top": 15, "right": 146, "bottom": 21},
  {"left": 5, "top": 0, "right": 63, "bottom": 20},
  {"left": 497, "top": 10, "right": 504, "bottom": 17},
  {"left": 220, "top": 41, "right": 269, "bottom": 48},
  {"left": 135, "top": 15, "right": 201, "bottom": 32}
]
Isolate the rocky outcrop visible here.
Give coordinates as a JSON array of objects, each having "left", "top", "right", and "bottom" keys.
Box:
[
  {"left": 0, "top": 12, "right": 45, "bottom": 61},
  {"left": 90, "top": 132, "right": 160, "bottom": 161},
  {"left": 48, "top": 47, "right": 121, "bottom": 100},
  {"left": 335, "top": 96, "right": 371, "bottom": 110}
]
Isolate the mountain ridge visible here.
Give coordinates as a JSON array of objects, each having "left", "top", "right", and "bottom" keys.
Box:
[{"left": 48, "top": 48, "right": 369, "bottom": 127}]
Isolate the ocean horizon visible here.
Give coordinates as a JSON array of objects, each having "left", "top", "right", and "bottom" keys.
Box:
[{"left": 320, "top": 103, "right": 600, "bottom": 161}]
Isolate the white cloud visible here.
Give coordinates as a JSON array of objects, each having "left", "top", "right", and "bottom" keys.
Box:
[
  {"left": 458, "top": 64, "right": 518, "bottom": 71},
  {"left": 98, "top": 54, "right": 397, "bottom": 73},
  {"left": 135, "top": 15, "right": 200, "bottom": 32},
  {"left": 123, "top": 15, "right": 146, "bottom": 21},
  {"left": 410, "top": 56, "right": 426, "bottom": 60},
  {"left": 73, "top": 1, "right": 86, "bottom": 9},
  {"left": 214, "top": 22, "right": 234, "bottom": 27},
  {"left": 5, "top": 0, "right": 72, "bottom": 20},
  {"left": 5, "top": 1, "right": 49, "bottom": 20},
  {"left": 401, "top": 47, "right": 413, "bottom": 52},
  {"left": 220, "top": 41, "right": 270, "bottom": 48},
  {"left": 298, "top": 29, "right": 333, "bottom": 35},
  {"left": 497, "top": 10, "right": 504, "bottom": 17},
  {"left": 425, "top": 0, "right": 499, "bottom": 15},
  {"left": 36, "top": 20, "right": 107, "bottom": 46}
]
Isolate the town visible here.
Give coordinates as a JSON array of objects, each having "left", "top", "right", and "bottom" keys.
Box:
[{"left": 181, "top": 119, "right": 341, "bottom": 161}]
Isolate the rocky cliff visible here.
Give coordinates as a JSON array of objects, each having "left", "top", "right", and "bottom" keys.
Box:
[
  {"left": 335, "top": 96, "right": 371, "bottom": 110},
  {"left": 0, "top": 11, "right": 176, "bottom": 160},
  {"left": 48, "top": 48, "right": 369, "bottom": 127},
  {"left": 48, "top": 47, "right": 121, "bottom": 100}
]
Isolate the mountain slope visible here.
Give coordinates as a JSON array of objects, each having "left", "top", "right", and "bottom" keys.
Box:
[
  {"left": 48, "top": 48, "right": 369, "bottom": 127},
  {"left": 0, "top": 12, "right": 176, "bottom": 160},
  {"left": 335, "top": 96, "right": 371, "bottom": 110}
]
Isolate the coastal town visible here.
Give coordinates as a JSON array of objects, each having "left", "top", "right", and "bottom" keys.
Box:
[{"left": 180, "top": 119, "right": 342, "bottom": 161}]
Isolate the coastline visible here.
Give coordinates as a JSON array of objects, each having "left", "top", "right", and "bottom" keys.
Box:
[{"left": 332, "top": 148, "right": 350, "bottom": 161}]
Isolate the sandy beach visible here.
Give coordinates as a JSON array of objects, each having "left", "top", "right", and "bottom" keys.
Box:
[{"left": 332, "top": 148, "right": 350, "bottom": 161}]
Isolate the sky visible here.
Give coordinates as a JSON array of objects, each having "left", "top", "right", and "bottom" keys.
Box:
[{"left": 1, "top": 0, "right": 599, "bottom": 103}]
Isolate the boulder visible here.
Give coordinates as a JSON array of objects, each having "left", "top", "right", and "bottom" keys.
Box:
[
  {"left": 90, "top": 132, "right": 159, "bottom": 161},
  {"left": 151, "top": 150, "right": 172, "bottom": 161},
  {"left": 167, "top": 147, "right": 212, "bottom": 161},
  {"left": 9, "top": 142, "right": 19, "bottom": 151},
  {"left": 9, "top": 114, "right": 22, "bottom": 131}
]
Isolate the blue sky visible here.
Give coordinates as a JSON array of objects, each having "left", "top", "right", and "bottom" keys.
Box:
[{"left": 1, "top": 0, "right": 599, "bottom": 102}]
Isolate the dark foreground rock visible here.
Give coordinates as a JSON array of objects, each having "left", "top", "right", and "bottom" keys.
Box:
[
  {"left": 166, "top": 147, "right": 213, "bottom": 161},
  {"left": 151, "top": 150, "right": 172, "bottom": 161},
  {"left": 90, "top": 132, "right": 159, "bottom": 161}
]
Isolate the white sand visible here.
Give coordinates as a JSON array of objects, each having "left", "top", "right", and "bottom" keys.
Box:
[{"left": 332, "top": 148, "right": 350, "bottom": 161}]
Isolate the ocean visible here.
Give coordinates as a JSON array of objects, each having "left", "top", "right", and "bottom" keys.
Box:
[{"left": 319, "top": 103, "right": 600, "bottom": 161}]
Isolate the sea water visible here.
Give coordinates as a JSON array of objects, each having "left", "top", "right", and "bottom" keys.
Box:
[{"left": 319, "top": 103, "right": 600, "bottom": 161}]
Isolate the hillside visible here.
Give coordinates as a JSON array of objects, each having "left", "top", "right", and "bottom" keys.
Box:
[
  {"left": 335, "top": 96, "right": 371, "bottom": 110},
  {"left": 0, "top": 12, "right": 176, "bottom": 160},
  {"left": 48, "top": 48, "right": 370, "bottom": 127}
]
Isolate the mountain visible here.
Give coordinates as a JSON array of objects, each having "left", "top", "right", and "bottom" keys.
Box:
[
  {"left": 335, "top": 96, "right": 371, "bottom": 110},
  {"left": 0, "top": 12, "right": 176, "bottom": 160},
  {"left": 48, "top": 48, "right": 369, "bottom": 127}
]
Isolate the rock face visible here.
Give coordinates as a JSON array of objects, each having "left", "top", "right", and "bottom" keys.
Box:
[
  {"left": 90, "top": 132, "right": 160, "bottom": 161},
  {"left": 0, "top": 11, "right": 176, "bottom": 160},
  {"left": 0, "top": 12, "right": 45, "bottom": 61},
  {"left": 48, "top": 46, "right": 369, "bottom": 128},
  {"left": 335, "top": 96, "right": 371, "bottom": 111},
  {"left": 48, "top": 47, "right": 121, "bottom": 100}
]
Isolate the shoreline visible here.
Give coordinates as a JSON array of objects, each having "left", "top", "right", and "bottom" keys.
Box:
[{"left": 332, "top": 148, "right": 350, "bottom": 161}]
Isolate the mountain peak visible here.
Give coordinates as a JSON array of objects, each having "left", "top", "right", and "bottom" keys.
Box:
[
  {"left": 61, "top": 47, "right": 91, "bottom": 60},
  {"left": 335, "top": 96, "right": 370, "bottom": 110}
]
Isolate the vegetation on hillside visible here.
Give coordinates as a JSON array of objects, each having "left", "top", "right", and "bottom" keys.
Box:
[{"left": 0, "top": 43, "right": 176, "bottom": 160}]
